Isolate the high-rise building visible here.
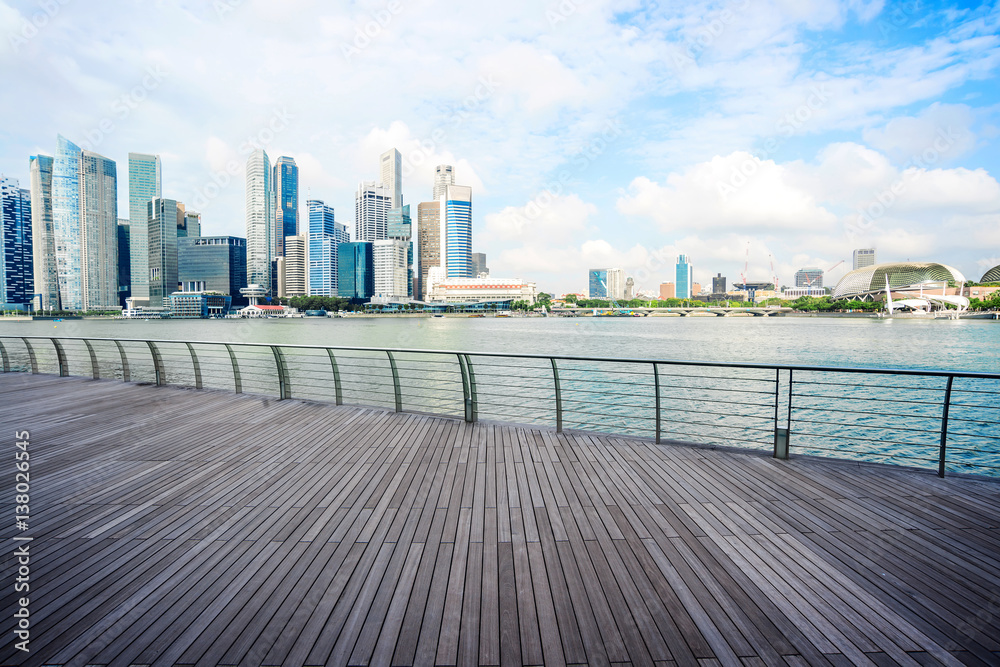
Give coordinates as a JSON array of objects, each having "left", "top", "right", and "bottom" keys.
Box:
[
  {"left": 853, "top": 248, "right": 877, "bottom": 270},
  {"left": 444, "top": 184, "right": 472, "bottom": 278},
  {"left": 117, "top": 219, "right": 130, "bottom": 308},
  {"left": 29, "top": 155, "right": 58, "bottom": 311},
  {"left": 176, "top": 204, "right": 200, "bottom": 238},
  {"left": 128, "top": 153, "right": 162, "bottom": 301},
  {"left": 338, "top": 241, "right": 373, "bottom": 301},
  {"left": 432, "top": 164, "right": 454, "bottom": 201},
  {"left": 282, "top": 234, "right": 306, "bottom": 297},
  {"left": 794, "top": 267, "right": 823, "bottom": 288},
  {"left": 416, "top": 201, "right": 441, "bottom": 301},
  {"left": 355, "top": 181, "right": 391, "bottom": 242},
  {"left": 373, "top": 239, "right": 409, "bottom": 299},
  {"left": 659, "top": 282, "right": 675, "bottom": 300},
  {"left": 178, "top": 236, "right": 247, "bottom": 304},
  {"left": 471, "top": 252, "right": 488, "bottom": 277},
  {"left": 0, "top": 176, "right": 33, "bottom": 309},
  {"left": 245, "top": 149, "right": 275, "bottom": 292},
  {"left": 387, "top": 205, "right": 413, "bottom": 297},
  {"left": 307, "top": 199, "right": 349, "bottom": 296},
  {"left": 676, "top": 254, "right": 693, "bottom": 299},
  {"left": 273, "top": 156, "right": 298, "bottom": 256},
  {"left": 379, "top": 148, "right": 402, "bottom": 209},
  {"left": 588, "top": 268, "right": 624, "bottom": 299},
  {"left": 147, "top": 197, "right": 179, "bottom": 309},
  {"left": 53, "top": 135, "right": 83, "bottom": 309},
  {"left": 79, "top": 150, "right": 119, "bottom": 310},
  {"left": 712, "top": 273, "right": 726, "bottom": 294}
]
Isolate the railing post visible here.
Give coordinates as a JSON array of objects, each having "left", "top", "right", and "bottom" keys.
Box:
[
  {"left": 224, "top": 344, "right": 241, "bottom": 394},
  {"left": 465, "top": 354, "right": 478, "bottom": 423},
  {"left": 938, "top": 375, "right": 955, "bottom": 478},
  {"left": 0, "top": 340, "right": 9, "bottom": 372},
  {"left": 83, "top": 339, "right": 99, "bottom": 379},
  {"left": 146, "top": 341, "right": 165, "bottom": 386},
  {"left": 551, "top": 358, "right": 563, "bottom": 433},
  {"left": 185, "top": 342, "right": 202, "bottom": 390},
  {"left": 21, "top": 338, "right": 37, "bottom": 374},
  {"left": 50, "top": 338, "right": 69, "bottom": 377},
  {"left": 653, "top": 362, "right": 661, "bottom": 444},
  {"left": 114, "top": 340, "right": 131, "bottom": 382},
  {"left": 774, "top": 368, "right": 791, "bottom": 460},
  {"left": 326, "top": 349, "right": 343, "bottom": 405},
  {"left": 271, "top": 345, "right": 290, "bottom": 399},
  {"left": 457, "top": 354, "right": 478, "bottom": 423},
  {"left": 386, "top": 350, "right": 402, "bottom": 412}
]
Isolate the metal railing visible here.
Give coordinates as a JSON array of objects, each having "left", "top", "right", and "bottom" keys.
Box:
[{"left": 1, "top": 335, "right": 998, "bottom": 478}]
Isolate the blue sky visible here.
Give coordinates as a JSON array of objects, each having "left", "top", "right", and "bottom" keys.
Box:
[{"left": 2, "top": 0, "right": 999, "bottom": 294}]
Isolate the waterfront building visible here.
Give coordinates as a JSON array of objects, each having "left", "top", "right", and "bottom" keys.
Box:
[
  {"left": 373, "top": 239, "right": 410, "bottom": 300},
  {"left": 338, "top": 242, "right": 374, "bottom": 301},
  {"left": 659, "top": 282, "right": 675, "bottom": 300},
  {"left": 245, "top": 149, "right": 275, "bottom": 293},
  {"left": 52, "top": 135, "right": 83, "bottom": 309},
  {"left": 306, "top": 200, "right": 349, "bottom": 296},
  {"left": 432, "top": 164, "right": 454, "bottom": 201},
  {"left": 29, "top": 155, "right": 58, "bottom": 311},
  {"left": 832, "top": 262, "right": 966, "bottom": 300},
  {"left": 426, "top": 276, "right": 537, "bottom": 305},
  {"left": 782, "top": 286, "right": 827, "bottom": 299},
  {"left": 282, "top": 234, "right": 307, "bottom": 297},
  {"left": 147, "top": 198, "right": 179, "bottom": 309},
  {"left": 472, "top": 252, "right": 488, "bottom": 277},
  {"left": 444, "top": 184, "right": 472, "bottom": 278},
  {"left": 379, "top": 148, "right": 402, "bottom": 209},
  {"left": 712, "top": 273, "right": 726, "bottom": 294},
  {"left": 692, "top": 282, "right": 702, "bottom": 296},
  {"left": 178, "top": 236, "right": 247, "bottom": 304},
  {"left": 981, "top": 265, "right": 1000, "bottom": 283},
  {"left": 387, "top": 205, "right": 414, "bottom": 297},
  {"left": 794, "top": 267, "right": 823, "bottom": 288},
  {"left": 416, "top": 201, "right": 441, "bottom": 300},
  {"left": 853, "top": 248, "right": 877, "bottom": 270},
  {"left": 676, "top": 254, "right": 693, "bottom": 299},
  {"left": 273, "top": 156, "right": 298, "bottom": 257},
  {"left": 0, "top": 176, "right": 33, "bottom": 309},
  {"left": 76, "top": 150, "right": 120, "bottom": 310},
  {"left": 168, "top": 291, "right": 232, "bottom": 318},
  {"left": 117, "top": 219, "right": 130, "bottom": 309},
  {"left": 128, "top": 153, "right": 161, "bottom": 301},
  {"left": 355, "top": 181, "right": 391, "bottom": 243},
  {"left": 589, "top": 268, "right": 624, "bottom": 300}
]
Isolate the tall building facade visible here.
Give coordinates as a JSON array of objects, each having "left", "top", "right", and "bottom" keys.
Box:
[
  {"left": 373, "top": 239, "right": 409, "bottom": 299},
  {"left": 117, "top": 219, "right": 130, "bottom": 308},
  {"left": 794, "top": 267, "right": 823, "bottom": 288},
  {"left": 444, "top": 184, "right": 472, "bottom": 278},
  {"left": 79, "top": 151, "right": 119, "bottom": 310},
  {"left": 176, "top": 204, "right": 200, "bottom": 238},
  {"left": 148, "top": 197, "right": 179, "bottom": 309},
  {"left": 338, "top": 241, "right": 373, "bottom": 301},
  {"left": 128, "top": 152, "right": 162, "bottom": 301},
  {"left": 387, "top": 205, "right": 413, "bottom": 298},
  {"left": 0, "top": 176, "right": 33, "bottom": 309},
  {"left": 416, "top": 201, "right": 441, "bottom": 300},
  {"left": 29, "top": 155, "right": 57, "bottom": 311},
  {"left": 355, "top": 181, "right": 391, "bottom": 242},
  {"left": 53, "top": 135, "right": 83, "bottom": 309},
  {"left": 245, "top": 149, "right": 274, "bottom": 291},
  {"left": 178, "top": 236, "right": 247, "bottom": 303},
  {"left": 379, "top": 148, "right": 402, "bottom": 209},
  {"left": 273, "top": 156, "right": 298, "bottom": 257},
  {"left": 676, "top": 254, "right": 693, "bottom": 299},
  {"left": 853, "top": 248, "right": 877, "bottom": 270},
  {"left": 307, "top": 199, "right": 349, "bottom": 296},
  {"left": 282, "top": 234, "right": 307, "bottom": 296},
  {"left": 471, "top": 252, "right": 488, "bottom": 277},
  {"left": 588, "top": 268, "right": 624, "bottom": 299},
  {"left": 432, "top": 164, "right": 454, "bottom": 201},
  {"left": 712, "top": 273, "right": 726, "bottom": 294}
]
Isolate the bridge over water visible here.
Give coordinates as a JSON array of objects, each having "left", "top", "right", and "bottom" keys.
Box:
[{"left": 554, "top": 306, "right": 794, "bottom": 316}]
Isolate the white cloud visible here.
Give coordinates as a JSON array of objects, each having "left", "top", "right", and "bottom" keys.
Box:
[{"left": 862, "top": 102, "right": 977, "bottom": 163}]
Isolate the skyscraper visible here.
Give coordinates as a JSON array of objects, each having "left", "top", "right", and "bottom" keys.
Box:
[
  {"left": 588, "top": 268, "right": 624, "bottom": 299},
  {"left": 443, "top": 184, "right": 472, "bottom": 278},
  {"left": 282, "top": 234, "right": 307, "bottom": 297},
  {"left": 117, "top": 219, "right": 130, "bottom": 308},
  {"left": 676, "top": 254, "right": 693, "bottom": 299},
  {"left": 178, "top": 236, "right": 247, "bottom": 303},
  {"left": 273, "top": 156, "right": 298, "bottom": 257},
  {"left": 53, "top": 135, "right": 83, "bottom": 309},
  {"left": 373, "top": 239, "right": 409, "bottom": 299},
  {"left": 471, "top": 253, "right": 488, "bottom": 277},
  {"left": 379, "top": 148, "right": 402, "bottom": 209},
  {"left": 794, "top": 267, "right": 823, "bottom": 288},
  {"left": 148, "top": 197, "right": 179, "bottom": 309},
  {"left": 432, "top": 164, "right": 454, "bottom": 201},
  {"left": 128, "top": 153, "right": 162, "bottom": 301},
  {"left": 355, "top": 181, "right": 391, "bottom": 243},
  {"left": 79, "top": 150, "right": 119, "bottom": 310},
  {"left": 853, "top": 248, "right": 877, "bottom": 270},
  {"left": 307, "top": 199, "right": 349, "bottom": 296},
  {"left": 712, "top": 273, "right": 726, "bottom": 294},
  {"left": 245, "top": 149, "right": 274, "bottom": 291},
  {"left": 416, "top": 201, "right": 441, "bottom": 300},
  {"left": 29, "top": 154, "right": 58, "bottom": 311},
  {"left": 338, "top": 242, "right": 374, "bottom": 301},
  {"left": 0, "top": 176, "right": 33, "bottom": 309}
]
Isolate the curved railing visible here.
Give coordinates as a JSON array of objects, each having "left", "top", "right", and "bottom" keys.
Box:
[{"left": 1, "top": 335, "right": 998, "bottom": 478}]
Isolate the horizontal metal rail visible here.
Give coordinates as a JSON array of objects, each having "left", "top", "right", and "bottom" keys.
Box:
[{"left": 1, "top": 335, "right": 998, "bottom": 478}]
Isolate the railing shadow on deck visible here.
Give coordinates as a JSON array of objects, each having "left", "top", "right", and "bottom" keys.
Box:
[{"left": 1, "top": 335, "right": 998, "bottom": 478}]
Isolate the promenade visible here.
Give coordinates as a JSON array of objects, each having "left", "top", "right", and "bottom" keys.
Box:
[{"left": 1, "top": 372, "right": 998, "bottom": 666}]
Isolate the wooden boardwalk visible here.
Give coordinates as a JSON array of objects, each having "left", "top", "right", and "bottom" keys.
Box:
[{"left": 1, "top": 372, "right": 999, "bottom": 667}]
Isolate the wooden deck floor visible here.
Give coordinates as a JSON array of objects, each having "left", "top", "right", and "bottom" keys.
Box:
[{"left": 1, "top": 373, "right": 999, "bottom": 667}]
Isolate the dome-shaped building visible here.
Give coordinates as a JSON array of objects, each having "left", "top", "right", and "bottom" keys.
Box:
[
  {"left": 832, "top": 262, "right": 967, "bottom": 300},
  {"left": 981, "top": 265, "right": 1000, "bottom": 283}
]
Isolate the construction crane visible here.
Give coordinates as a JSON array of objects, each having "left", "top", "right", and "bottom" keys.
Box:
[
  {"left": 804, "top": 260, "right": 845, "bottom": 288},
  {"left": 769, "top": 254, "right": 779, "bottom": 290}
]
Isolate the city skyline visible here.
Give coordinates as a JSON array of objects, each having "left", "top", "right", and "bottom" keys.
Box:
[{"left": 2, "top": 1, "right": 999, "bottom": 294}]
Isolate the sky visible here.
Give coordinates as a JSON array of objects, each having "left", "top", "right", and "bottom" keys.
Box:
[{"left": 2, "top": 0, "right": 999, "bottom": 296}]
